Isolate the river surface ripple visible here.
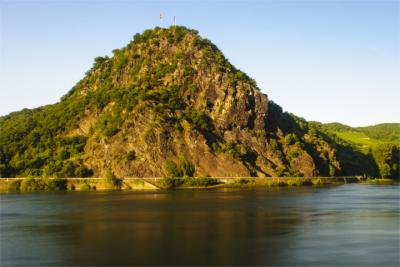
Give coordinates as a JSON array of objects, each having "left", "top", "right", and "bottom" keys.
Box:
[{"left": 1, "top": 184, "right": 399, "bottom": 266}]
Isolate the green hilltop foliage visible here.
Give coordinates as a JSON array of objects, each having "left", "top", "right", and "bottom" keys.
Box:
[
  {"left": 321, "top": 122, "right": 400, "bottom": 145},
  {"left": 0, "top": 26, "right": 398, "bottom": 179},
  {"left": 313, "top": 122, "right": 399, "bottom": 179},
  {"left": 357, "top": 123, "right": 400, "bottom": 143},
  {"left": 0, "top": 108, "right": 92, "bottom": 178}
]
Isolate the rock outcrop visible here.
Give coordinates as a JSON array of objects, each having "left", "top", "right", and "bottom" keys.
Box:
[{"left": 1, "top": 26, "right": 377, "bottom": 178}]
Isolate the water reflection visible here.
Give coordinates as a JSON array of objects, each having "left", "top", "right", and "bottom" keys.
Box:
[{"left": 1, "top": 185, "right": 399, "bottom": 266}]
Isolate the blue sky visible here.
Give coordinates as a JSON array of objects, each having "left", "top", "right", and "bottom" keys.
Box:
[{"left": 1, "top": 0, "right": 399, "bottom": 126}]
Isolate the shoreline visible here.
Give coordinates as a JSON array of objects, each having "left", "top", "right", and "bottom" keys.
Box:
[{"left": 0, "top": 177, "right": 397, "bottom": 193}]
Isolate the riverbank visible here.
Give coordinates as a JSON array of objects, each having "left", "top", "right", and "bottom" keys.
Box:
[
  {"left": 0, "top": 177, "right": 158, "bottom": 193},
  {"left": 1, "top": 176, "right": 397, "bottom": 193}
]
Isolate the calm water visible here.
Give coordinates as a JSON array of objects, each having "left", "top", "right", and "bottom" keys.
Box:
[{"left": 1, "top": 184, "right": 399, "bottom": 266}]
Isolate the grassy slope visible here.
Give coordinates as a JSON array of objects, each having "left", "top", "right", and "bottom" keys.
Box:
[
  {"left": 357, "top": 123, "right": 400, "bottom": 143},
  {"left": 321, "top": 123, "right": 399, "bottom": 151},
  {"left": 335, "top": 132, "right": 383, "bottom": 147}
]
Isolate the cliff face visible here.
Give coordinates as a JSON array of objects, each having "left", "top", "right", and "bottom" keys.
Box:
[{"left": 0, "top": 26, "right": 376, "bottom": 178}]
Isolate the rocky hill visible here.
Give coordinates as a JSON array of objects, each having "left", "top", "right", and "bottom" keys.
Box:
[{"left": 0, "top": 26, "right": 394, "bottom": 178}]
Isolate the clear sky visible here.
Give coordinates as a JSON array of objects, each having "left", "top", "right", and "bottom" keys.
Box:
[{"left": 1, "top": 0, "right": 399, "bottom": 127}]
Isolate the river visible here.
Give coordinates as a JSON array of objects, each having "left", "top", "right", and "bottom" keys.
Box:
[{"left": 1, "top": 184, "right": 399, "bottom": 266}]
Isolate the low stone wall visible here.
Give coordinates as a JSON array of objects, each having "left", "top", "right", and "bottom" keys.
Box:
[
  {"left": 0, "top": 176, "right": 368, "bottom": 192},
  {"left": 0, "top": 177, "right": 159, "bottom": 192}
]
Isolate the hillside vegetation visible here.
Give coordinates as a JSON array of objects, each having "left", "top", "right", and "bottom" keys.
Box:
[
  {"left": 0, "top": 26, "right": 398, "bottom": 179},
  {"left": 313, "top": 122, "right": 399, "bottom": 178},
  {"left": 321, "top": 122, "right": 400, "bottom": 146}
]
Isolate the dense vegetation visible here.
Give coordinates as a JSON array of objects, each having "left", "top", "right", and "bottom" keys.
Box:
[
  {"left": 164, "top": 157, "right": 196, "bottom": 178},
  {"left": 321, "top": 122, "right": 400, "bottom": 145},
  {"left": 0, "top": 98, "right": 92, "bottom": 177},
  {"left": 357, "top": 123, "right": 400, "bottom": 143},
  {"left": 6, "top": 178, "right": 68, "bottom": 192},
  {"left": 371, "top": 144, "right": 399, "bottom": 178},
  {"left": 314, "top": 122, "right": 399, "bottom": 179},
  {"left": 159, "top": 177, "right": 220, "bottom": 189}
]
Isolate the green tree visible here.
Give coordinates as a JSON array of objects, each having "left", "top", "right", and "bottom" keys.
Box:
[
  {"left": 179, "top": 158, "right": 195, "bottom": 177},
  {"left": 164, "top": 158, "right": 195, "bottom": 178},
  {"left": 379, "top": 163, "right": 392, "bottom": 178},
  {"left": 164, "top": 160, "right": 182, "bottom": 177},
  {"left": 126, "top": 150, "right": 136, "bottom": 161},
  {"left": 329, "top": 164, "right": 336, "bottom": 176},
  {"left": 372, "top": 144, "right": 399, "bottom": 179},
  {"left": 104, "top": 170, "right": 120, "bottom": 189}
]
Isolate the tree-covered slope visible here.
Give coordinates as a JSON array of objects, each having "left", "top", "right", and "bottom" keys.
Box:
[
  {"left": 0, "top": 26, "right": 394, "bottom": 178},
  {"left": 357, "top": 123, "right": 400, "bottom": 143},
  {"left": 315, "top": 122, "right": 399, "bottom": 178}
]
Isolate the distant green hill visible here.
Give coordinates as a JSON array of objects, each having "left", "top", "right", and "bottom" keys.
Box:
[
  {"left": 310, "top": 122, "right": 399, "bottom": 179},
  {"left": 320, "top": 122, "right": 400, "bottom": 149},
  {"left": 357, "top": 123, "right": 400, "bottom": 143}
]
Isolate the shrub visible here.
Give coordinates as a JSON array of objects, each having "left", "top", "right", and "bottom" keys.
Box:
[
  {"left": 269, "top": 139, "right": 280, "bottom": 151},
  {"left": 276, "top": 167, "right": 287, "bottom": 177},
  {"left": 74, "top": 166, "right": 94, "bottom": 177},
  {"left": 133, "top": 33, "right": 141, "bottom": 42},
  {"left": 211, "top": 142, "right": 221, "bottom": 152},
  {"left": 329, "top": 164, "right": 336, "bottom": 176},
  {"left": 20, "top": 177, "right": 47, "bottom": 192},
  {"left": 95, "top": 113, "right": 121, "bottom": 137},
  {"left": 284, "top": 134, "right": 298, "bottom": 145},
  {"left": 179, "top": 158, "right": 195, "bottom": 177},
  {"left": 93, "top": 56, "right": 108, "bottom": 69},
  {"left": 183, "top": 108, "right": 210, "bottom": 130},
  {"left": 46, "top": 178, "right": 67, "bottom": 191},
  {"left": 19, "top": 177, "right": 67, "bottom": 192},
  {"left": 225, "top": 178, "right": 256, "bottom": 187},
  {"left": 184, "top": 177, "right": 219, "bottom": 187},
  {"left": 379, "top": 163, "right": 392, "bottom": 178},
  {"left": 235, "top": 178, "right": 252, "bottom": 185},
  {"left": 159, "top": 177, "right": 185, "bottom": 189},
  {"left": 7, "top": 180, "right": 21, "bottom": 191},
  {"left": 287, "top": 179, "right": 312, "bottom": 186},
  {"left": 126, "top": 150, "right": 136, "bottom": 161},
  {"left": 164, "top": 160, "right": 182, "bottom": 177},
  {"left": 221, "top": 142, "right": 243, "bottom": 160},
  {"left": 104, "top": 170, "right": 120, "bottom": 189},
  {"left": 276, "top": 167, "right": 303, "bottom": 177},
  {"left": 59, "top": 161, "right": 76, "bottom": 177},
  {"left": 79, "top": 182, "right": 91, "bottom": 191},
  {"left": 287, "top": 147, "right": 301, "bottom": 161},
  {"left": 164, "top": 158, "right": 195, "bottom": 178}
]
